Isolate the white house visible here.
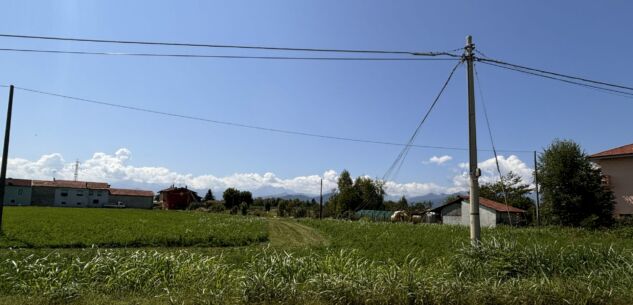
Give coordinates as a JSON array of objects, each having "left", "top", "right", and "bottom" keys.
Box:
[
  {"left": 32, "top": 180, "right": 110, "bottom": 208},
  {"left": 431, "top": 196, "right": 526, "bottom": 227}
]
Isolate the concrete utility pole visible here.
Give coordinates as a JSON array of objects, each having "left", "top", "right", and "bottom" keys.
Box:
[
  {"left": 0, "top": 85, "right": 14, "bottom": 231},
  {"left": 465, "top": 36, "right": 481, "bottom": 242},
  {"left": 319, "top": 178, "right": 323, "bottom": 220},
  {"left": 534, "top": 150, "right": 540, "bottom": 226}
]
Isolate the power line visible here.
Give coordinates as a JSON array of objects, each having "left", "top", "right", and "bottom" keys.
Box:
[
  {"left": 479, "top": 61, "right": 633, "bottom": 99},
  {"left": 0, "top": 33, "right": 462, "bottom": 57},
  {"left": 0, "top": 48, "right": 461, "bottom": 61},
  {"left": 478, "top": 57, "right": 633, "bottom": 92},
  {"left": 474, "top": 63, "right": 513, "bottom": 225},
  {"left": 5, "top": 85, "right": 533, "bottom": 153},
  {"left": 382, "top": 60, "right": 462, "bottom": 182}
]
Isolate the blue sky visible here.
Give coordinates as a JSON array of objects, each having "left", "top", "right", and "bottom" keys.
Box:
[{"left": 0, "top": 1, "right": 631, "bottom": 196}]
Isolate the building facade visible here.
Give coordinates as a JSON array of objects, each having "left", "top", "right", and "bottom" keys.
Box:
[
  {"left": 431, "top": 196, "right": 526, "bottom": 227},
  {"left": 4, "top": 178, "right": 32, "bottom": 206},
  {"left": 589, "top": 143, "right": 633, "bottom": 218},
  {"left": 109, "top": 188, "right": 154, "bottom": 209},
  {"left": 159, "top": 186, "right": 200, "bottom": 210},
  {"left": 7, "top": 179, "right": 154, "bottom": 209}
]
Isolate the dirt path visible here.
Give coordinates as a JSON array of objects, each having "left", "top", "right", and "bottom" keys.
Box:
[{"left": 267, "top": 219, "right": 328, "bottom": 248}]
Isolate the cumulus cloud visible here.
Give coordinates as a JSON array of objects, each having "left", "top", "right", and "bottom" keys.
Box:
[
  {"left": 426, "top": 155, "right": 453, "bottom": 165},
  {"left": 454, "top": 155, "right": 534, "bottom": 190},
  {"left": 6, "top": 149, "right": 533, "bottom": 197}
]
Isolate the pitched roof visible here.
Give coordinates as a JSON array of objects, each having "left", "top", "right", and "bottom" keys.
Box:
[
  {"left": 110, "top": 188, "right": 154, "bottom": 197},
  {"left": 31, "top": 179, "right": 110, "bottom": 189},
  {"left": 432, "top": 195, "right": 526, "bottom": 213},
  {"left": 6, "top": 178, "right": 32, "bottom": 187},
  {"left": 589, "top": 143, "right": 633, "bottom": 159}
]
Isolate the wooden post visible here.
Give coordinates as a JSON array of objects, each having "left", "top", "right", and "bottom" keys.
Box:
[
  {"left": 534, "top": 150, "right": 540, "bottom": 226},
  {"left": 0, "top": 85, "right": 14, "bottom": 231},
  {"left": 319, "top": 178, "right": 323, "bottom": 219}
]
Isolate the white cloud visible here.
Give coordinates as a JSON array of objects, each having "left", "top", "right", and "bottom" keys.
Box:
[
  {"left": 427, "top": 155, "right": 453, "bottom": 165},
  {"left": 6, "top": 149, "right": 533, "bottom": 198},
  {"left": 454, "top": 155, "right": 534, "bottom": 189}
]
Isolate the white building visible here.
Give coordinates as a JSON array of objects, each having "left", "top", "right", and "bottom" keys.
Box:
[
  {"left": 4, "top": 178, "right": 32, "bottom": 206},
  {"left": 32, "top": 180, "right": 110, "bottom": 208},
  {"left": 431, "top": 196, "right": 526, "bottom": 227}
]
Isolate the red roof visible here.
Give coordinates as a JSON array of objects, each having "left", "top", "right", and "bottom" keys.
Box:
[
  {"left": 31, "top": 179, "right": 111, "bottom": 189},
  {"left": 6, "top": 178, "right": 32, "bottom": 187},
  {"left": 435, "top": 195, "right": 526, "bottom": 213},
  {"left": 110, "top": 188, "right": 154, "bottom": 197},
  {"left": 589, "top": 143, "right": 633, "bottom": 159}
]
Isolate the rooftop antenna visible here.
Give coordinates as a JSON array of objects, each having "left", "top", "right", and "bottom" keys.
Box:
[{"left": 73, "top": 160, "right": 80, "bottom": 181}]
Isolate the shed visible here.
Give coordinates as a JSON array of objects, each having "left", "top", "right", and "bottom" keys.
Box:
[
  {"left": 159, "top": 186, "right": 201, "bottom": 210},
  {"left": 109, "top": 188, "right": 155, "bottom": 209},
  {"left": 430, "top": 196, "right": 526, "bottom": 227}
]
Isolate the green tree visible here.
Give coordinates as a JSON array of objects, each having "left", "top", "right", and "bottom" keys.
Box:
[
  {"left": 239, "top": 191, "right": 253, "bottom": 206},
  {"left": 480, "top": 172, "right": 534, "bottom": 211},
  {"left": 398, "top": 195, "right": 408, "bottom": 207},
  {"left": 354, "top": 177, "right": 385, "bottom": 210},
  {"left": 203, "top": 189, "right": 215, "bottom": 201},
  {"left": 223, "top": 188, "right": 241, "bottom": 209},
  {"left": 338, "top": 170, "right": 353, "bottom": 191},
  {"left": 539, "top": 139, "right": 614, "bottom": 227}
]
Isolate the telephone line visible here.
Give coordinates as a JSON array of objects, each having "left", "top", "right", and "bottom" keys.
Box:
[
  {"left": 6, "top": 85, "right": 532, "bottom": 153},
  {"left": 0, "top": 33, "right": 461, "bottom": 57},
  {"left": 479, "top": 61, "right": 633, "bottom": 99},
  {"left": 383, "top": 60, "right": 462, "bottom": 182},
  {"left": 0, "top": 48, "right": 461, "bottom": 61},
  {"left": 478, "top": 57, "right": 633, "bottom": 92}
]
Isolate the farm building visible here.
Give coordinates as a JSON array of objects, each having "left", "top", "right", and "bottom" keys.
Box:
[
  {"left": 4, "top": 178, "right": 32, "bottom": 206},
  {"left": 159, "top": 186, "right": 201, "bottom": 210},
  {"left": 108, "top": 188, "right": 155, "bottom": 209},
  {"left": 589, "top": 143, "right": 633, "bottom": 218},
  {"left": 31, "top": 179, "right": 110, "bottom": 208},
  {"left": 430, "top": 196, "right": 526, "bottom": 227}
]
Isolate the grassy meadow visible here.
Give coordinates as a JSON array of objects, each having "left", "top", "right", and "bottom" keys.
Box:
[
  {"left": 2, "top": 207, "right": 633, "bottom": 304},
  {"left": 0, "top": 207, "right": 267, "bottom": 248}
]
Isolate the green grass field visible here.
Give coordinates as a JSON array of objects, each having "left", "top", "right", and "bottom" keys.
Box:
[
  {"left": 0, "top": 207, "right": 267, "bottom": 248},
  {"left": 2, "top": 207, "right": 633, "bottom": 305}
]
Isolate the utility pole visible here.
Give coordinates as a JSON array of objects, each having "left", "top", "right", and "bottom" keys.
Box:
[
  {"left": 534, "top": 150, "right": 540, "bottom": 226},
  {"left": 319, "top": 178, "right": 323, "bottom": 220},
  {"left": 0, "top": 85, "right": 14, "bottom": 231},
  {"left": 465, "top": 36, "right": 481, "bottom": 242}
]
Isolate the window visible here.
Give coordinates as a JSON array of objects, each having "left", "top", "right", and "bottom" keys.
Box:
[
  {"left": 61, "top": 201, "right": 66, "bottom": 205},
  {"left": 76, "top": 190, "right": 84, "bottom": 197},
  {"left": 18, "top": 189, "right": 23, "bottom": 195},
  {"left": 92, "top": 199, "right": 99, "bottom": 204},
  {"left": 77, "top": 202, "right": 81, "bottom": 205},
  {"left": 97, "top": 191, "right": 102, "bottom": 197},
  {"left": 61, "top": 190, "right": 68, "bottom": 197},
  {"left": 10, "top": 200, "right": 15, "bottom": 203},
  {"left": 89, "top": 190, "right": 94, "bottom": 196}
]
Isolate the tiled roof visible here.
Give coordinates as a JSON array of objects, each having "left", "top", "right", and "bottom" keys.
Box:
[
  {"left": 589, "top": 143, "right": 633, "bottom": 159},
  {"left": 433, "top": 195, "right": 526, "bottom": 213},
  {"left": 6, "top": 178, "right": 32, "bottom": 187},
  {"left": 31, "top": 179, "right": 111, "bottom": 189},
  {"left": 110, "top": 188, "right": 154, "bottom": 197}
]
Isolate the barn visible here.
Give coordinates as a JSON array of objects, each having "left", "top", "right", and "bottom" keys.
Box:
[
  {"left": 108, "top": 188, "right": 155, "bottom": 209},
  {"left": 430, "top": 196, "right": 526, "bottom": 227},
  {"left": 158, "top": 186, "right": 201, "bottom": 210}
]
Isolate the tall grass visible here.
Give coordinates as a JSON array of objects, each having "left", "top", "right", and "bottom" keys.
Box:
[{"left": 2, "top": 241, "right": 633, "bottom": 305}]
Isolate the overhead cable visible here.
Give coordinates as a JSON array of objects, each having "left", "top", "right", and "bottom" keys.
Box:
[
  {"left": 382, "top": 60, "right": 463, "bottom": 182},
  {"left": 4, "top": 85, "right": 532, "bottom": 153},
  {"left": 0, "top": 48, "right": 461, "bottom": 61},
  {"left": 0, "top": 33, "right": 462, "bottom": 57}
]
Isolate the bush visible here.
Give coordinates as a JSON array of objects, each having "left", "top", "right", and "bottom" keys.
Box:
[
  {"left": 208, "top": 201, "right": 226, "bottom": 213},
  {"left": 240, "top": 202, "right": 249, "bottom": 216}
]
